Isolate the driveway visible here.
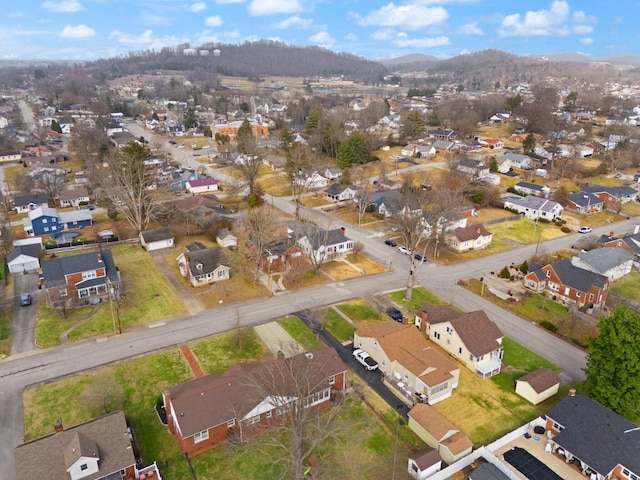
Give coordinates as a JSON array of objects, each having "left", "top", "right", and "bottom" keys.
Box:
[
  {"left": 10, "top": 272, "right": 39, "bottom": 355},
  {"left": 148, "top": 250, "right": 206, "bottom": 315}
]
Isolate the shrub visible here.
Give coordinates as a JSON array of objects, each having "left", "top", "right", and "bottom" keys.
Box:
[
  {"left": 499, "top": 266, "right": 511, "bottom": 279},
  {"left": 538, "top": 218, "right": 550, "bottom": 224},
  {"left": 540, "top": 320, "right": 558, "bottom": 332},
  {"left": 561, "top": 226, "right": 571, "bottom": 233},
  {"left": 519, "top": 260, "right": 529, "bottom": 273}
]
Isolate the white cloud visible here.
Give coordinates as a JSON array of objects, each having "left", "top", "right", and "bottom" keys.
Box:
[
  {"left": 345, "top": 33, "right": 357, "bottom": 41},
  {"left": 573, "top": 11, "right": 596, "bottom": 24},
  {"left": 196, "top": 29, "right": 241, "bottom": 44},
  {"left": 498, "top": 1, "right": 573, "bottom": 37},
  {"left": 274, "top": 16, "right": 313, "bottom": 30},
  {"left": 205, "top": 16, "right": 223, "bottom": 27},
  {"left": 579, "top": 37, "right": 593, "bottom": 45},
  {"left": 188, "top": 2, "right": 207, "bottom": 12},
  {"left": 370, "top": 29, "right": 394, "bottom": 41},
  {"left": 359, "top": 4, "right": 449, "bottom": 29},
  {"left": 60, "top": 24, "right": 95, "bottom": 38},
  {"left": 573, "top": 25, "right": 592, "bottom": 35},
  {"left": 214, "top": 0, "right": 244, "bottom": 3},
  {"left": 42, "top": 1, "right": 84, "bottom": 13},
  {"left": 249, "top": 0, "right": 301, "bottom": 16},
  {"left": 458, "top": 21, "right": 483, "bottom": 35},
  {"left": 141, "top": 13, "right": 172, "bottom": 27},
  {"left": 309, "top": 31, "right": 335, "bottom": 48},
  {"left": 392, "top": 35, "right": 450, "bottom": 48}
]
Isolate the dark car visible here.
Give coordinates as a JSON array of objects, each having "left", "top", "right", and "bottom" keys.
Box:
[
  {"left": 168, "top": 140, "right": 177, "bottom": 145},
  {"left": 386, "top": 306, "right": 403, "bottom": 322},
  {"left": 385, "top": 239, "right": 398, "bottom": 247},
  {"left": 414, "top": 253, "right": 426, "bottom": 263},
  {"left": 20, "top": 293, "right": 32, "bottom": 306}
]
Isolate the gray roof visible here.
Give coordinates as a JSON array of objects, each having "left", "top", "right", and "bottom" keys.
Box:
[
  {"left": 568, "top": 192, "right": 602, "bottom": 207},
  {"left": 575, "top": 247, "right": 633, "bottom": 274},
  {"left": 548, "top": 258, "right": 608, "bottom": 291},
  {"left": 547, "top": 394, "right": 640, "bottom": 476},
  {"left": 7, "top": 244, "right": 41, "bottom": 262},
  {"left": 289, "top": 222, "right": 352, "bottom": 250},
  {"left": 59, "top": 210, "right": 92, "bottom": 223},
  {"left": 432, "top": 140, "right": 454, "bottom": 150},
  {"left": 470, "top": 463, "right": 511, "bottom": 480},
  {"left": 186, "top": 247, "right": 226, "bottom": 276},
  {"left": 58, "top": 187, "right": 89, "bottom": 201},
  {"left": 41, "top": 250, "right": 118, "bottom": 288},
  {"left": 583, "top": 184, "right": 639, "bottom": 199},
  {"left": 140, "top": 227, "right": 174, "bottom": 243},
  {"left": 503, "top": 152, "right": 531, "bottom": 163},
  {"left": 505, "top": 195, "right": 561, "bottom": 213},
  {"left": 13, "top": 193, "right": 48, "bottom": 207},
  {"left": 14, "top": 411, "right": 136, "bottom": 480},
  {"left": 515, "top": 181, "right": 545, "bottom": 191}
]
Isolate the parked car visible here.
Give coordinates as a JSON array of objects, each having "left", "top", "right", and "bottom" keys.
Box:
[
  {"left": 353, "top": 349, "right": 378, "bottom": 371},
  {"left": 398, "top": 246, "right": 410, "bottom": 255},
  {"left": 168, "top": 140, "right": 177, "bottom": 145},
  {"left": 386, "top": 306, "right": 403, "bottom": 322},
  {"left": 80, "top": 205, "right": 94, "bottom": 210},
  {"left": 385, "top": 239, "right": 398, "bottom": 247},
  {"left": 20, "top": 293, "right": 32, "bottom": 306},
  {"left": 578, "top": 226, "right": 593, "bottom": 234},
  {"left": 414, "top": 253, "right": 426, "bottom": 263}
]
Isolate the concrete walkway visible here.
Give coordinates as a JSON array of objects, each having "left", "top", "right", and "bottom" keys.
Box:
[{"left": 254, "top": 322, "right": 302, "bottom": 358}]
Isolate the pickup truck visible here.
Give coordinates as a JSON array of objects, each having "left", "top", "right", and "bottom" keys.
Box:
[{"left": 353, "top": 349, "right": 378, "bottom": 371}]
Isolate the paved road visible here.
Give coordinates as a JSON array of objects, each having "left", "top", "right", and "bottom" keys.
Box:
[{"left": 10, "top": 272, "right": 39, "bottom": 355}]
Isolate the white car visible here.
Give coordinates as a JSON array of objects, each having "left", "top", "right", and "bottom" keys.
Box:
[
  {"left": 578, "top": 226, "right": 593, "bottom": 234},
  {"left": 353, "top": 349, "right": 379, "bottom": 371},
  {"left": 398, "top": 246, "right": 410, "bottom": 255}
]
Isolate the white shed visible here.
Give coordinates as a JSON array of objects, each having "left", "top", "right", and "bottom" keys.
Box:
[
  {"left": 140, "top": 228, "right": 175, "bottom": 251},
  {"left": 515, "top": 368, "right": 560, "bottom": 405},
  {"left": 7, "top": 244, "right": 41, "bottom": 273}
]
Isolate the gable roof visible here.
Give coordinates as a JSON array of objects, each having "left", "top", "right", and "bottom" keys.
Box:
[
  {"left": 28, "top": 205, "right": 59, "bottom": 220},
  {"left": 515, "top": 181, "right": 546, "bottom": 192},
  {"left": 41, "top": 250, "right": 118, "bottom": 287},
  {"left": 574, "top": 247, "right": 633, "bottom": 274},
  {"left": 289, "top": 222, "right": 352, "bottom": 249},
  {"left": 355, "top": 321, "right": 457, "bottom": 387},
  {"left": 7, "top": 244, "right": 41, "bottom": 262},
  {"left": 58, "top": 187, "right": 89, "bottom": 201},
  {"left": 516, "top": 368, "right": 560, "bottom": 393},
  {"left": 546, "top": 394, "right": 640, "bottom": 476},
  {"left": 505, "top": 195, "right": 562, "bottom": 213},
  {"left": 447, "top": 311, "right": 503, "bottom": 357},
  {"left": 548, "top": 258, "right": 608, "bottom": 291},
  {"left": 186, "top": 247, "right": 226, "bottom": 275},
  {"left": 568, "top": 192, "right": 602, "bottom": 207},
  {"left": 140, "top": 227, "right": 174, "bottom": 243},
  {"left": 408, "top": 404, "right": 473, "bottom": 455},
  {"left": 187, "top": 178, "right": 219, "bottom": 188},
  {"left": 13, "top": 193, "right": 49, "bottom": 207},
  {"left": 449, "top": 224, "right": 491, "bottom": 242},
  {"left": 408, "top": 447, "right": 441, "bottom": 470},
  {"left": 582, "top": 184, "right": 638, "bottom": 199},
  {"left": 166, "top": 346, "right": 346, "bottom": 438},
  {"left": 14, "top": 411, "right": 135, "bottom": 480}
]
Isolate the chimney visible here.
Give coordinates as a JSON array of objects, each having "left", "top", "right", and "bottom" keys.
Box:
[
  {"left": 568, "top": 388, "right": 576, "bottom": 397},
  {"left": 609, "top": 231, "right": 614, "bottom": 238},
  {"left": 340, "top": 227, "right": 346, "bottom": 236},
  {"left": 276, "top": 350, "right": 285, "bottom": 361},
  {"left": 54, "top": 418, "right": 63, "bottom": 433},
  {"left": 97, "top": 253, "right": 102, "bottom": 263}
]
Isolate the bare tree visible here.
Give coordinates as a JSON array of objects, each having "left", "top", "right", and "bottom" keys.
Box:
[
  {"left": 289, "top": 221, "right": 335, "bottom": 274},
  {"left": 241, "top": 204, "right": 283, "bottom": 275},
  {"left": 81, "top": 373, "right": 125, "bottom": 415},
  {"left": 34, "top": 172, "right": 67, "bottom": 205},
  {"left": 13, "top": 173, "right": 35, "bottom": 196},
  {"left": 284, "top": 142, "right": 311, "bottom": 220}
]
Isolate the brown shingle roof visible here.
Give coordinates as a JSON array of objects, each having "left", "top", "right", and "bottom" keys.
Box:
[
  {"left": 517, "top": 368, "right": 560, "bottom": 393},
  {"left": 167, "top": 346, "right": 346, "bottom": 438},
  {"left": 450, "top": 223, "right": 491, "bottom": 242},
  {"left": 449, "top": 310, "right": 503, "bottom": 357},
  {"left": 355, "top": 321, "right": 457, "bottom": 387},
  {"left": 416, "top": 302, "right": 459, "bottom": 324},
  {"left": 408, "top": 404, "right": 473, "bottom": 455},
  {"left": 14, "top": 411, "right": 136, "bottom": 480}
]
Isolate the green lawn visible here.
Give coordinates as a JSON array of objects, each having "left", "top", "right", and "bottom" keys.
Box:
[
  {"left": 336, "top": 300, "right": 382, "bottom": 323},
  {"left": 488, "top": 219, "right": 566, "bottom": 248},
  {"left": 190, "top": 329, "right": 271, "bottom": 374},
  {"left": 35, "top": 244, "right": 188, "bottom": 347},
  {"left": 388, "top": 287, "right": 449, "bottom": 310},
  {"left": 322, "top": 309, "right": 356, "bottom": 343},
  {"left": 278, "top": 315, "right": 324, "bottom": 350},
  {"left": 610, "top": 269, "right": 640, "bottom": 303}
]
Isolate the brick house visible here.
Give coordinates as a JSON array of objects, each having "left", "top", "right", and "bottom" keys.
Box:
[
  {"left": 524, "top": 258, "right": 609, "bottom": 308},
  {"left": 414, "top": 303, "right": 504, "bottom": 378},
  {"left": 163, "top": 346, "right": 347, "bottom": 457},
  {"left": 246, "top": 237, "right": 304, "bottom": 272}
]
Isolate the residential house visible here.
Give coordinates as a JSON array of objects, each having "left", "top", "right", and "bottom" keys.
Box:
[
  {"left": 7, "top": 244, "right": 41, "bottom": 274},
  {"left": 427, "top": 128, "right": 457, "bottom": 141},
  {"left": 566, "top": 192, "right": 604, "bottom": 214},
  {"left": 177, "top": 245, "right": 230, "bottom": 287},
  {"left": 445, "top": 224, "right": 493, "bottom": 253},
  {"left": 262, "top": 154, "right": 286, "bottom": 170},
  {"left": 324, "top": 183, "right": 357, "bottom": 202},
  {"left": 163, "top": 346, "right": 347, "bottom": 457},
  {"left": 186, "top": 178, "right": 219, "bottom": 194},
  {"left": 502, "top": 195, "right": 563, "bottom": 221},
  {"left": 247, "top": 237, "right": 304, "bottom": 272},
  {"left": 515, "top": 368, "right": 560, "bottom": 405},
  {"left": 407, "top": 447, "right": 442, "bottom": 480},
  {"left": 41, "top": 250, "right": 120, "bottom": 303},
  {"left": 545, "top": 393, "right": 640, "bottom": 480},
  {"left": 582, "top": 184, "right": 639, "bottom": 204},
  {"left": 367, "top": 190, "right": 422, "bottom": 218},
  {"left": 524, "top": 258, "right": 609, "bottom": 308},
  {"left": 570, "top": 247, "right": 633, "bottom": 281},
  {"left": 58, "top": 187, "right": 90, "bottom": 208},
  {"left": 288, "top": 223, "right": 353, "bottom": 264},
  {"left": 376, "top": 178, "right": 400, "bottom": 191},
  {"left": 600, "top": 229, "right": 640, "bottom": 265},
  {"left": 457, "top": 158, "right": 490, "bottom": 183},
  {"left": 140, "top": 227, "right": 175, "bottom": 251},
  {"left": 23, "top": 206, "right": 93, "bottom": 237},
  {"left": 294, "top": 171, "right": 329, "bottom": 189},
  {"left": 414, "top": 304, "right": 504, "bottom": 378},
  {"left": 215, "top": 228, "right": 237, "bottom": 249},
  {"left": 401, "top": 143, "right": 420, "bottom": 157},
  {"left": 490, "top": 111, "right": 511, "bottom": 124},
  {"left": 503, "top": 152, "right": 532, "bottom": 169},
  {"left": 13, "top": 193, "right": 49, "bottom": 213},
  {"left": 574, "top": 144, "right": 594, "bottom": 158},
  {"left": 494, "top": 155, "right": 512, "bottom": 173},
  {"left": 514, "top": 181, "right": 550, "bottom": 198},
  {"left": 407, "top": 404, "right": 473, "bottom": 464},
  {"left": 421, "top": 211, "right": 467, "bottom": 237},
  {"left": 13, "top": 411, "right": 161, "bottom": 480},
  {"left": 324, "top": 167, "right": 343, "bottom": 181},
  {"left": 0, "top": 149, "right": 22, "bottom": 163},
  {"left": 168, "top": 169, "right": 199, "bottom": 191},
  {"left": 482, "top": 138, "right": 504, "bottom": 149},
  {"left": 432, "top": 140, "right": 454, "bottom": 153},
  {"left": 353, "top": 321, "right": 460, "bottom": 405}
]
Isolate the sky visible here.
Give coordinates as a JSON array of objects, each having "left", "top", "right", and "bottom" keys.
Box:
[{"left": 0, "top": 0, "right": 638, "bottom": 62}]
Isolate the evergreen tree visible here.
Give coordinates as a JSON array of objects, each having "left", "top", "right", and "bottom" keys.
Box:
[
  {"left": 337, "top": 132, "right": 369, "bottom": 169},
  {"left": 304, "top": 108, "right": 321, "bottom": 135},
  {"left": 183, "top": 108, "right": 198, "bottom": 129}
]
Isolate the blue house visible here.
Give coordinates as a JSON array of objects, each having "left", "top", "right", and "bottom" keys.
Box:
[
  {"left": 23, "top": 206, "right": 92, "bottom": 237},
  {"left": 169, "top": 170, "right": 200, "bottom": 191}
]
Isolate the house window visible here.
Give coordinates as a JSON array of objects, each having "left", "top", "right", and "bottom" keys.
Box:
[
  {"left": 576, "top": 292, "right": 581, "bottom": 298},
  {"left": 458, "top": 347, "right": 463, "bottom": 355},
  {"left": 564, "top": 287, "right": 570, "bottom": 295},
  {"left": 446, "top": 326, "right": 453, "bottom": 334},
  {"left": 469, "top": 354, "right": 474, "bottom": 361},
  {"left": 622, "top": 469, "right": 639, "bottom": 480},
  {"left": 329, "top": 375, "right": 335, "bottom": 385},
  {"left": 434, "top": 332, "right": 440, "bottom": 340},
  {"left": 546, "top": 270, "right": 551, "bottom": 277},
  {"left": 266, "top": 411, "right": 272, "bottom": 419},
  {"left": 42, "top": 218, "right": 47, "bottom": 224},
  {"left": 247, "top": 415, "right": 260, "bottom": 425},
  {"left": 548, "top": 282, "right": 559, "bottom": 292},
  {"left": 60, "top": 288, "right": 68, "bottom": 297},
  {"left": 217, "top": 270, "right": 225, "bottom": 278},
  {"left": 589, "top": 294, "right": 594, "bottom": 301},
  {"left": 80, "top": 464, "right": 88, "bottom": 471},
  {"left": 194, "top": 430, "right": 209, "bottom": 443},
  {"left": 82, "top": 270, "right": 97, "bottom": 280},
  {"left": 430, "top": 382, "right": 448, "bottom": 395},
  {"left": 227, "top": 418, "right": 235, "bottom": 427}
]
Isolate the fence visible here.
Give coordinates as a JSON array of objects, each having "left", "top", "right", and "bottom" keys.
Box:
[
  {"left": 483, "top": 213, "right": 522, "bottom": 226},
  {"left": 44, "top": 237, "right": 139, "bottom": 254}
]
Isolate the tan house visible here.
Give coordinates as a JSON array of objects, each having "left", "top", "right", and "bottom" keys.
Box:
[
  {"left": 353, "top": 321, "right": 459, "bottom": 405},
  {"left": 445, "top": 224, "right": 493, "bottom": 253},
  {"left": 415, "top": 303, "right": 503, "bottom": 378},
  {"left": 515, "top": 368, "right": 560, "bottom": 405},
  {"left": 407, "top": 404, "right": 473, "bottom": 464}
]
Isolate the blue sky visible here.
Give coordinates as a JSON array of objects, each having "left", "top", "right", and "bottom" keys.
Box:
[{"left": 1, "top": 0, "right": 638, "bottom": 61}]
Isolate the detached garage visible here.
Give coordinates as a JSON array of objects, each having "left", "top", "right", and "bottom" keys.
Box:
[
  {"left": 515, "top": 368, "right": 560, "bottom": 405},
  {"left": 7, "top": 244, "right": 41, "bottom": 273},
  {"left": 140, "top": 227, "right": 175, "bottom": 251}
]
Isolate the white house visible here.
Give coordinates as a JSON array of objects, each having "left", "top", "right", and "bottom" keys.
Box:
[
  {"left": 503, "top": 195, "right": 563, "bottom": 221},
  {"left": 140, "top": 227, "right": 175, "bottom": 251},
  {"left": 215, "top": 228, "right": 237, "bottom": 249},
  {"left": 570, "top": 247, "right": 634, "bottom": 281},
  {"left": 288, "top": 223, "right": 353, "bottom": 264},
  {"left": 186, "top": 178, "right": 219, "bottom": 194}
]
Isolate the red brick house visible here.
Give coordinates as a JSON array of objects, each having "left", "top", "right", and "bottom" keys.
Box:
[
  {"left": 524, "top": 258, "right": 609, "bottom": 308},
  {"left": 163, "top": 346, "right": 347, "bottom": 457},
  {"left": 246, "top": 237, "right": 304, "bottom": 272}
]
